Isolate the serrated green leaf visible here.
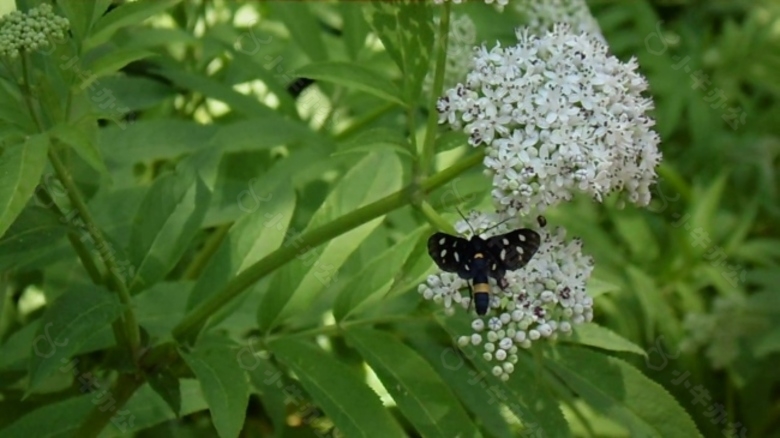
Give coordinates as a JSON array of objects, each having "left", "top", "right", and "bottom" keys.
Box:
[
  {"left": 364, "top": 2, "right": 434, "bottom": 104},
  {"left": 347, "top": 328, "right": 480, "bottom": 438},
  {"left": 546, "top": 345, "right": 702, "bottom": 438},
  {"left": 27, "top": 285, "right": 123, "bottom": 393},
  {"left": 49, "top": 121, "right": 107, "bottom": 176},
  {"left": 81, "top": 48, "right": 155, "bottom": 88},
  {"left": 295, "top": 62, "right": 405, "bottom": 106},
  {"left": 128, "top": 171, "right": 211, "bottom": 293},
  {"left": 85, "top": 0, "right": 183, "bottom": 50},
  {"left": 565, "top": 323, "right": 647, "bottom": 357},
  {"left": 187, "top": 184, "right": 295, "bottom": 310},
  {"left": 0, "top": 206, "right": 68, "bottom": 272},
  {"left": 0, "top": 134, "right": 49, "bottom": 238},
  {"left": 333, "top": 226, "right": 426, "bottom": 321},
  {"left": 180, "top": 342, "right": 250, "bottom": 438},
  {"left": 258, "top": 151, "right": 403, "bottom": 332},
  {"left": 269, "top": 339, "right": 406, "bottom": 438}
]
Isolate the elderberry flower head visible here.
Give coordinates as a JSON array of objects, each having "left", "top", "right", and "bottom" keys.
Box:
[
  {"left": 437, "top": 24, "right": 661, "bottom": 216},
  {"left": 0, "top": 4, "right": 69, "bottom": 59},
  {"left": 514, "top": 0, "right": 605, "bottom": 42},
  {"left": 419, "top": 211, "right": 595, "bottom": 379},
  {"left": 424, "top": 14, "right": 477, "bottom": 95}
]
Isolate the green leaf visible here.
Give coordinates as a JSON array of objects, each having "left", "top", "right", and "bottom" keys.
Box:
[
  {"left": 438, "top": 314, "right": 571, "bottom": 437},
  {"left": 295, "top": 62, "right": 405, "bottom": 106},
  {"left": 187, "top": 184, "right": 295, "bottom": 310},
  {"left": 0, "top": 134, "right": 49, "bottom": 238},
  {"left": 209, "top": 117, "right": 320, "bottom": 154},
  {"left": 99, "top": 119, "right": 217, "bottom": 165},
  {"left": 154, "top": 67, "right": 278, "bottom": 119},
  {"left": 49, "top": 121, "right": 108, "bottom": 176},
  {"left": 335, "top": 127, "right": 411, "bottom": 158},
  {"left": 347, "top": 328, "right": 480, "bottom": 438},
  {"left": 586, "top": 276, "right": 620, "bottom": 298},
  {"left": 128, "top": 170, "right": 211, "bottom": 293},
  {"left": 0, "top": 380, "right": 207, "bottom": 438},
  {"left": 269, "top": 339, "right": 406, "bottom": 438},
  {"left": 96, "top": 75, "right": 177, "bottom": 111},
  {"left": 565, "top": 323, "right": 647, "bottom": 357},
  {"left": 409, "top": 337, "right": 514, "bottom": 438},
  {"left": 546, "top": 345, "right": 702, "bottom": 438},
  {"left": 146, "top": 366, "right": 182, "bottom": 417},
  {"left": 57, "top": 0, "right": 113, "bottom": 42},
  {"left": 268, "top": 2, "right": 327, "bottom": 62},
  {"left": 341, "top": 3, "right": 370, "bottom": 60},
  {"left": 85, "top": 0, "right": 183, "bottom": 50},
  {"left": 26, "top": 285, "right": 124, "bottom": 393},
  {"left": 690, "top": 172, "right": 728, "bottom": 238},
  {"left": 247, "top": 357, "right": 288, "bottom": 437},
  {"left": 755, "top": 325, "right": 780, "bottom": 358},
  {"left": 258, "top": 151, "right": 403, "bottom": 331},
  {"left": 180, "top": 342, "right": 250, "bottom": 438},
  {"left": 0, "top": 206, "right": 68, "bottom": 272},
  {"left": 364, "top": 3, "right": 434, "bottom": 104},
  {"left": 333, "top": 226, "right": 426, "bottom": 321},
  {"left": 134, "top": 281, "right": 192, "bottom": 340},
  {"left": 436, "top": 130, "right": 469, "bottom": 153},
  {"left": 81, "top": 48, "right": 155, "bottom": 88}
]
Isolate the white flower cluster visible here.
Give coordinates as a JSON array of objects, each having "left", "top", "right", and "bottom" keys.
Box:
[
  {"left": 423, "top": 14, "right": 477, "bottom": 95},
  {"left": 418, "top": 211, "right": 594, "bottom": 379},
  {"left": 514, "top": 0, "right": 605, "bottom": 42},
  {"left": 0, "top": 4, "right": 69, "bottom": 59},
  {"left": 436, "top": 24, "right": 661, "bottom": 216}
]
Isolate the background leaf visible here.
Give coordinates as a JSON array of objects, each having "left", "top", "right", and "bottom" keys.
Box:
[{"left": 0, "top": 134, "right": 49, "bottom": 238}]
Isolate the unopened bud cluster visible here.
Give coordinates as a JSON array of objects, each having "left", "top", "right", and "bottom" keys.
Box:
[{"left": 0, "top": 4, "right": 69, "bottom": 59}]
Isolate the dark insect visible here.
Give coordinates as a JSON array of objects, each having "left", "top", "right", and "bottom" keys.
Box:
[{"left": 427, "top": 216, "right": 541, "bottom": 316}]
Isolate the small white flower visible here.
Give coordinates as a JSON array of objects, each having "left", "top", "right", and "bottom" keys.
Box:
[
  {"left": 485, "top": 342, "right": 496, "bottom": 353},
  {"left": 483, "top": 352, "right": 493, "bottom": 361},
  {"left": 514, "top": 0, "right": 605, "bottom": 42},
  {"left": 503, "top": 362, "right": 515, "bottom": 374},
  {"left": 488, "top": 317, "right": 503, "bottom": 331},
  {"left": 492, "top": 365, "right": 503, "bottom": 376},
  {"left": 499, "top": 337, "right": 513, "bottom": 350},
  {"left": 471, "top": 334, "right": 483, "bottom": 345},
  {"left": 471, "top": 318, "right": 485, "bottom": 332},
  {"left": 495, "top": 349, "right": 507, "bottom": 361}
]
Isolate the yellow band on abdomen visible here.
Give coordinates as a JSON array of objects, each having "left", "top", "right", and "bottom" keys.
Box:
[{"left": 474, "top": 283, "right": 490, "bottom": 293}]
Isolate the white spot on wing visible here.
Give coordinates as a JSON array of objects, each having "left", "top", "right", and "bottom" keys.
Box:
[
  {"left": 519, "top": 234, "right": 526, "bottom": 242},
  {"left": 465, "top": 265, "right": 470, "bottom": 271},
  {"left": 441, "top": 249, "right": 447, "bottom": 258},
  {"left": 502, "top": 238, "right": 509, "bottom": 245},
  {"left": 439, "top": 237, "right": 446, "bottom": 245},
  {"left": 500, "top": 249, "right": 506, "bottom": 260},
  {"left": 454, "top": 252, "right": 460, "bottom": 262},
  {"left": 516, "top": 246, "right": 524, "bottom": 255}
]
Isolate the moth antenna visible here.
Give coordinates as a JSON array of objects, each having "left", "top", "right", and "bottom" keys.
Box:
[
  {"left": 454, "top": 205, "right": 477, "bottom": 237},
  {"left": 481, "top": 216, "right": 513, "bottom": 236}
]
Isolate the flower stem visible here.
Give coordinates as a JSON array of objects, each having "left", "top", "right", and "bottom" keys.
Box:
[
  {"left": 419, "top": 3, "right": 451, "bottom": 176},
  {"left": 172, "top": 151, "right": 485, "bottom": 342},
  {"left": 48, "top": 147, "right": 141, "bottom": 360},
  {"left": 182, "top": 223, "right": 231, "bottom": 280},
  {"left": 73, "top": 373, "right": 144, "bottom": 438},
  {"left": 415, "top": 200, "right": 458, "bottom": 235}
]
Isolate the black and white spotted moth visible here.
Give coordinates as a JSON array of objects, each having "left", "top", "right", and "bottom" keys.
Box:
[{"left": 427, "top": 220, "right": 542, "bottom": 316}]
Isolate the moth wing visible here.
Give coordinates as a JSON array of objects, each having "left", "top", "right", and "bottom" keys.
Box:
[
  {"left": 427, "top": 232, "right": 474, "bottom": 278},
  {"left": 485, "top": 229, "right": 541, "bottom": 271}
]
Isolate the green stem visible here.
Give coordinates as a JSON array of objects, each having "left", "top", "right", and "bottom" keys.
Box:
[
  {"left": 265, "top": 314, "right": 429, "bottom": 343},
  {"left": 419, "top": 4, "right": 451, "bottom": 175},
  {"left": 73, "top": 373, "right": 144, "bottom": 438},
  {"left": 172, "top": 151, "right": 485, "bottom": 342},
  {"left": 182, "top": 223, "right": 231, "bottom": 280},
  {"left": 48, "top": 148, "right": 141, "bottom": 360},
  {"left": 333, "top": 102, "right": 397, "bottom": 141},
  {"left": 20, "top": 51, "right": 44, "bottom": 131},
  {"left": 415, "top": 200, "right": 457, "bottom": 235}
]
